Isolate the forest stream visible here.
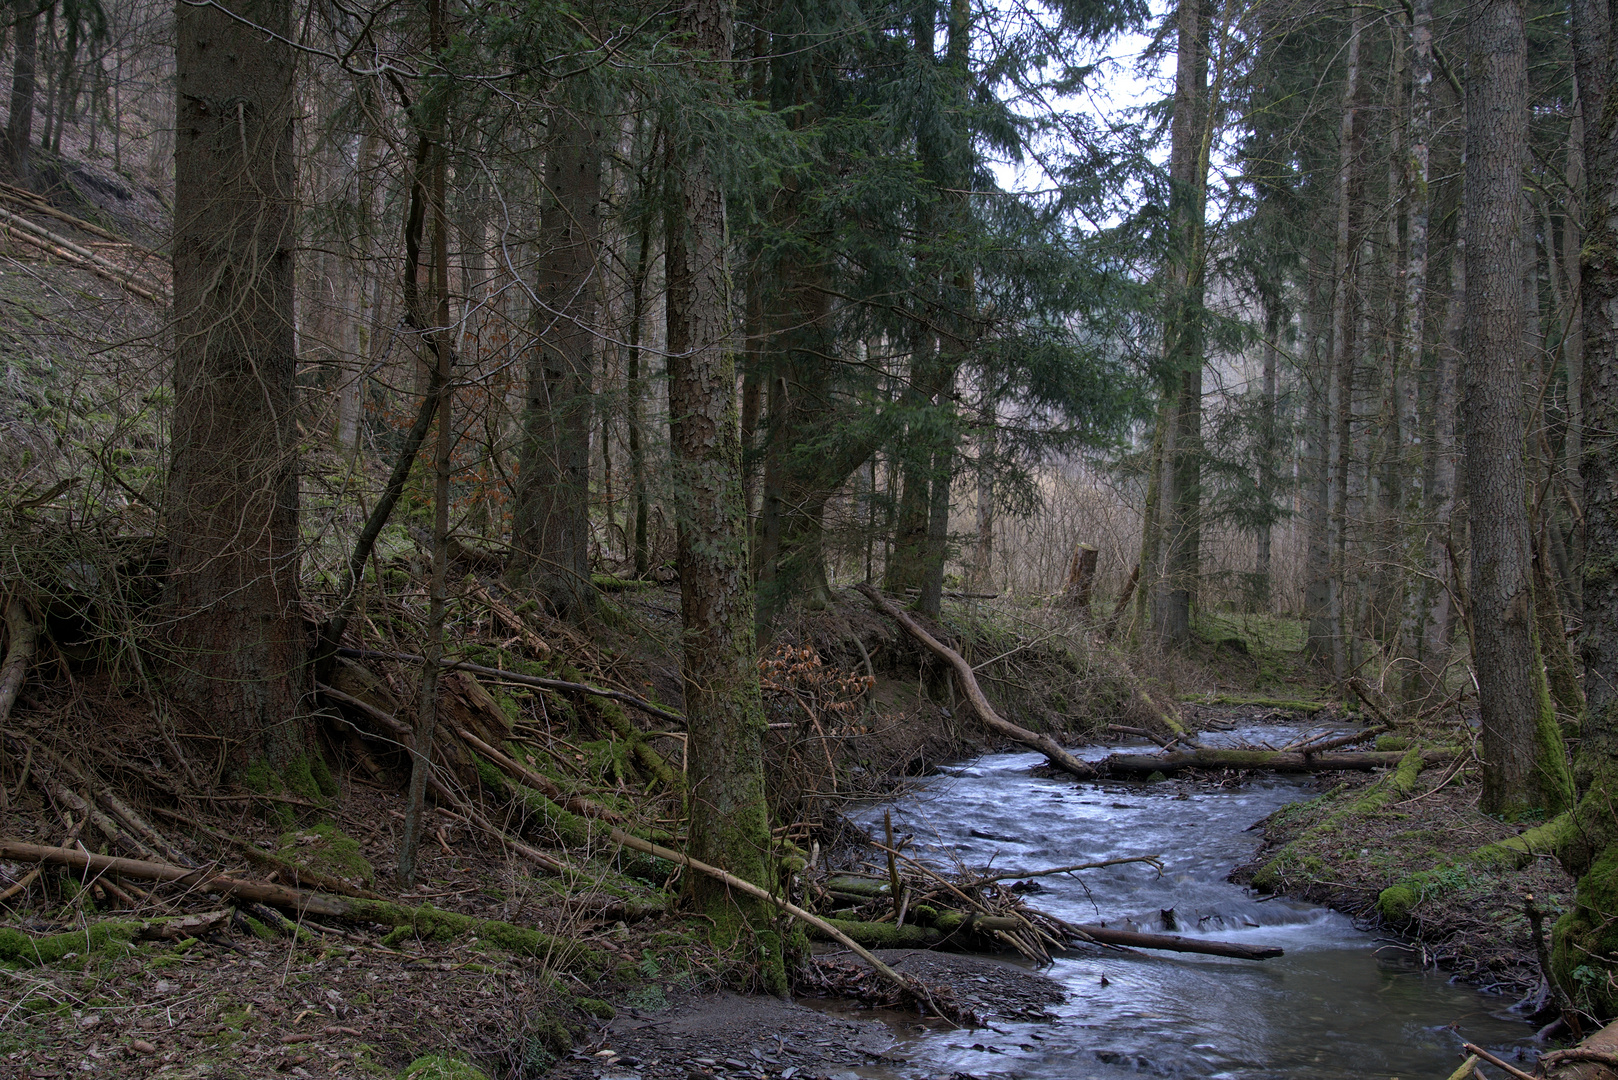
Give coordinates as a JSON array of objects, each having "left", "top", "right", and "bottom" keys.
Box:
[{"left": 833, "top": 721, "right": 1541, "bottom": 1079}]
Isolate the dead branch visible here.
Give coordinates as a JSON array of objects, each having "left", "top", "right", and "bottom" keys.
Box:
[
  {"left": 609, "top": 828, "right": 969, "bottom": 1023},
  {"left": 335, "top": 646, "right": 685, "bottom": 727},
  {"left": 1101, "top": 748, "right": 1457, "bottom": 776},
  {"left": 0, "top": 599, "right": 36, "bottom": 729},
  {"left": 855, "top": 584, "right": 1096, "bottom": 780},
  {"left": 0, "top": 205, "right": 167, "bottom": 303}
]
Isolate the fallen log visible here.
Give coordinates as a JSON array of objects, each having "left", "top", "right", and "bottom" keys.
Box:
[
  {"left": 0, "top": 598, "right": 37, "bottom": 730},
  {"left": 0, "top": 841, "right": 603, "bottom": 970},
  {"left": 1101, "top": 748, "right": 1457, "bottom": 776},
  {"left": 1544, "top": 1020, "right": 1618, "bottom": 1080},
  {"left": 855, "top": 583, "right": 1096, "bottom": 780},
  {"left": 1064, "top": 924, "right": 1283, "bottom": 960},
  {"left": 607, "top": 829, "right": 970, "bottom": 1022},
  {"left": 817, "top": 915, "right": 1282, "bottom": 960}
]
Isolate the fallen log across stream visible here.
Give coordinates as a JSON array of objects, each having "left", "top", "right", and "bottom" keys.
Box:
[
  {"left": 855, "top": 583, "right": 1097, "bottom": 780},
  {"left": 815, "top": 914, "right": 1284, "bottom": 960},
  {"left": 1100, "top": 747, "right": 1458, "bottom": 776}
]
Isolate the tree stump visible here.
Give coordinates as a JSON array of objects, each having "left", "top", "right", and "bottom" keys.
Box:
[{"left": 1061, "top": 542, "right": 1098, "bottom": 615}]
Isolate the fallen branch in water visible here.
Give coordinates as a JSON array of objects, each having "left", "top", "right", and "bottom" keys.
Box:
[
  {"left": 1101, "top": 748, "right": 1457, "bottom": 776},
  {"left": 969, "top": 854, "right": 1165, "bottom": 884},
  {"left": 816, "top": 914, "right": 1283, "bottom": 960},
  {"left": 608, "top": 829, "right": 974, "bottom": 1024},
  {"left": 855, "top": 583, "right": 1096, "bottom": 780}
]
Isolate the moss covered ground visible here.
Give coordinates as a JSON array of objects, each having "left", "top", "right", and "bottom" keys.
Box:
[{"left": 1235, "top": 756, "right": 1575, "bottom": 996}]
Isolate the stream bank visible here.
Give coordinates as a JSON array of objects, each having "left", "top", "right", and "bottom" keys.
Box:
[{"left": 1233, "top": 748, "right": 1574, "bottom": 1002}]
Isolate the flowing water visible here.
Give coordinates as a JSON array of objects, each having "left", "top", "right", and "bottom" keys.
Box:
[{"left": 840, "top": 722, "right": 1539, "bottom": 1079}]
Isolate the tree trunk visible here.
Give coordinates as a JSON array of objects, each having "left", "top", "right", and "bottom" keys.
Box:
[
  {"left": 167, "top": 0, "right": 309, "bottom": 774},
  {"left": 625, "top": 204, "right": 653, "bottom": 580},
  {"left": 1396, "top": 0, "right": 1437, "bottom": 707},
  {"left": 1150, "top": 0, "right": 1210, "bottom": 649},
  {"left": 1323, "top": 6, "right": 1363, "bottom": 682},
  {"left": 400, "top": 59, "right": 452, "bottom": 886},
  {"left": 5, "top": 0, "right": 37, "bottom": 178},
  {"left": 511, "top": 111, "right": 603, "bottom": 617},
  {"left": 1553, "top": 0, "right": 1618, "bottom": 1017},
  {"left": 1253, "top": 292, "right": 1280, "bottom": 611},
  {"left": 664, "top": 0, "right": 782, "bottom": 992},
  {"left": 1461, "top": 0, "right": 1572, "bottom": 817}
]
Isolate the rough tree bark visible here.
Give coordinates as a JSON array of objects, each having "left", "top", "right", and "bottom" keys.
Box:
[
  {"left": 664, "top": 0, "right": 782, "bottom": 992},
  {"left": 1461, "top": 0, "right": 1572, "bottom": 817},
  {"left": 1554, "top": 0, "right": 1618, "bottom": 1016},
  {"left": 167, "top": 0, "right": 310, "bottom": 774},
  {"left": 1396, "top": 0, "right": 1440, "bottom": 707},
  {"left": 1149, "top": 0, "right": 1210, "bottom": 649},
  {"left": 4, "top": 0, "right": 37, "bottom": 177},
  {"left": 511, "top": 109, "right": 603, "bottom": 618}
]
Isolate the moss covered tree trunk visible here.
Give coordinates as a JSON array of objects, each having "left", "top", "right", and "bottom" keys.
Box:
[
  {"left": 1460, "top": 0, "right": 1572, "bottom": 818},
  {"left": 1555, "top": 0, "right": 1618, "bottom": 1016},
  {"left": 663, "top": 0, "right": 782, "bottom": 992},
  {"left": 167, "top": 0, "right": 310, "bottom": 775}
]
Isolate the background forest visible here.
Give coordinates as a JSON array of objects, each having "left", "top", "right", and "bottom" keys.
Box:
[{"left": 6, "top": 0, "right": 1618, "bottom": 1059}]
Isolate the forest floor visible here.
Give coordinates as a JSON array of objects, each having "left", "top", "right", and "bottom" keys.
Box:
[{"left": 1, "top": 583, "right": 1571, "bottom": 1079}]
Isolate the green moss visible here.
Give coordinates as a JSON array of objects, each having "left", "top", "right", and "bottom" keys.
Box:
[
  {"left": 341, "top": 899, "right": 607, "bottom": 975},
  {"left": 1376, "top": 812, "right": 1570, "bottom": 922},
  {"left": 591, "top": 574, "right": 654, "bottom": 592},
  {"left": 400, "top": 1055, "right": 492, "bottom": 1080},
  {"left": 0, "top": 922, "right": 140, "bottom": 967},
  {"left": 1552, "top": 846, "right": 1618, "bottom": 1016},
  {"left": 1253, "top": 749, "right": 1424, "bottom": 893},
  {"left": 575, "top": 997, "right": 615, "bottom": 1020},
  {"left": 278, "top": 822, "right": 374, "bottom": 886}
]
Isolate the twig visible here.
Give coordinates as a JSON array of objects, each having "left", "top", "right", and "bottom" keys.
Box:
[
  {"left": 1461, "top": 1043, "right": 1537, "bottom": 1080},
  {"left": 970, "top": 854, "right": 1165, "bottom": 884}
]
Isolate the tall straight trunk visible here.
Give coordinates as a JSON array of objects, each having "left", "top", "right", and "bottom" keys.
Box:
[
  {"left": 1462, "top": 0, "right": 1572, "bottom": 816},
  {"left": 1397, "top": 0, "right": 1436, "bottom": 704},
  {"left": 168, "top": 0, "right": 307, "bottom": 770},
  {"left": 400, "top": 63, "right": 452, "bottom": 887},
  {"left": 1321, "top": 6, "right": 1364, "bottom": 680},
  {"left": 625, "top": 210, "right": 652, "bottom": 579},
  {"left": 1553, "top": 0, "right": 1618, "bottom": 1011},
  {"left": 1253, "top": 294, "right": 1280, "bottom": 611},
  {"left": 1565, "top": 90, "right": 1587, "bottom": 613},
  {"left": 886, "top": 348, "right": 945, "bottom": 597},
  {"left": 918, "top": 366, "right": 958, "bottom": 619},
  {"left": 511, "top": 112, "right": 603, "bottom": 617},
  {"left": 1150, "top": 0, "right": 1210, "bottom": 648},
  {"left": 1419, "top": 251, "right": 1462, "bottom": 697},
  {"left": 1303, "top": 328, "right": 1333, "bottom": 659},
  {"left": 664, "top": 0, "right": 780, "bottom": 990},
  {"left": 973, "top": 393, "right": 995, "bottom": 594},
  {"left": 5, "top": 0, "right": 37, "bottom": 176}
]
